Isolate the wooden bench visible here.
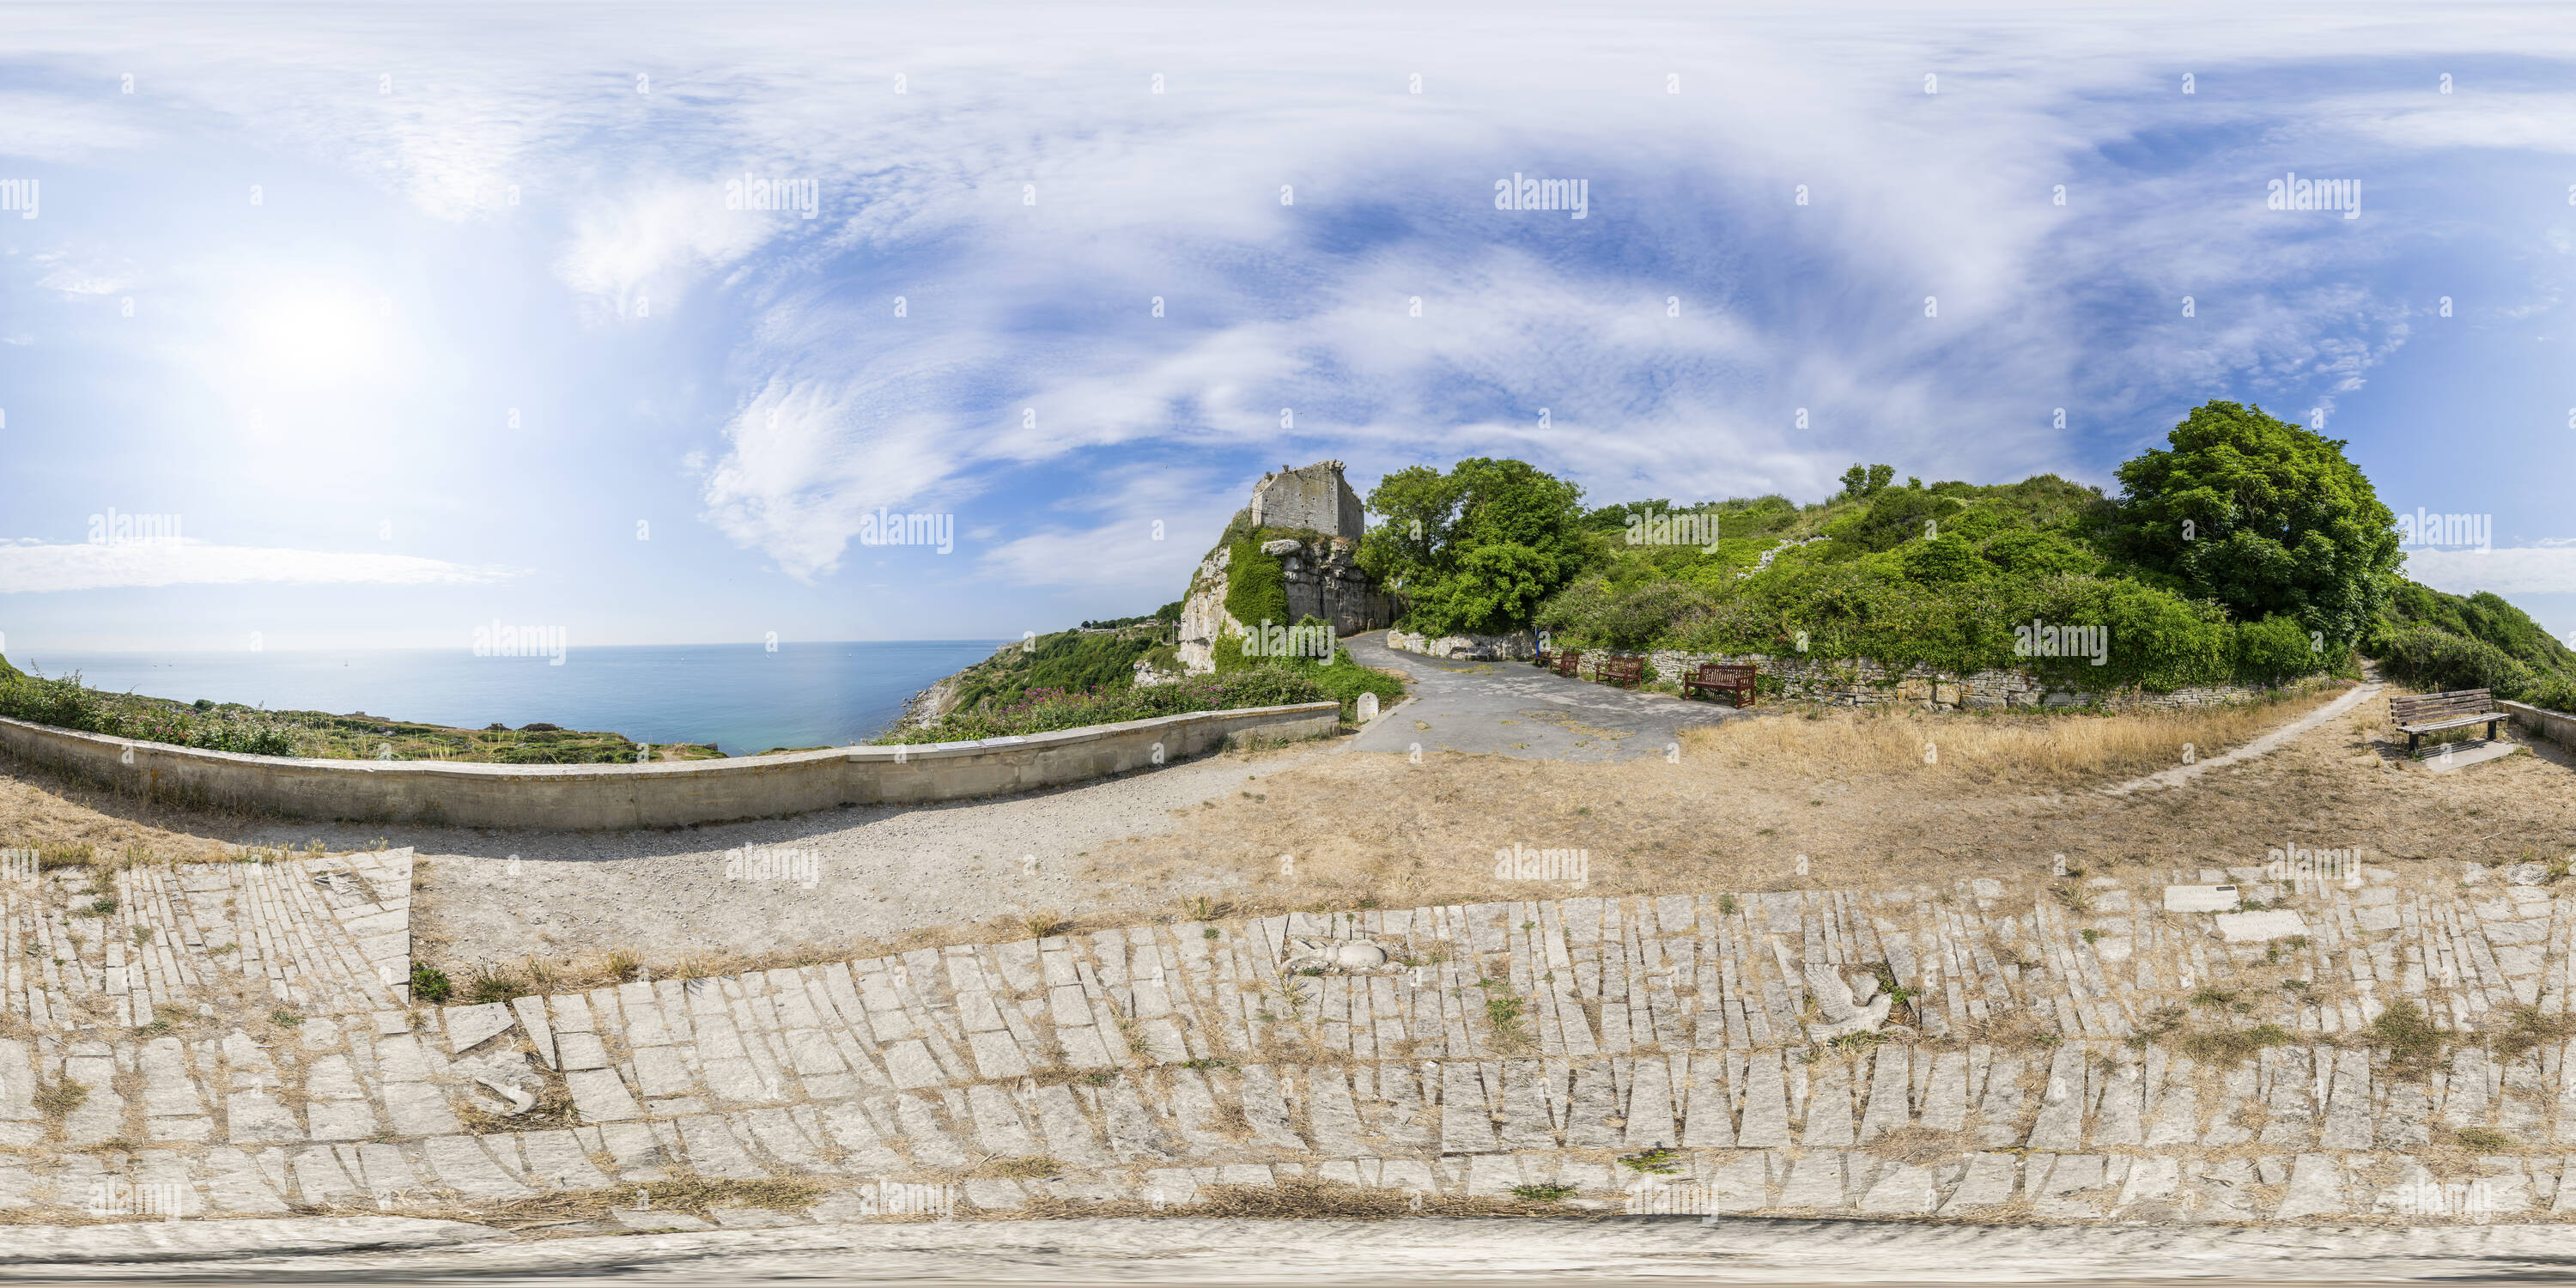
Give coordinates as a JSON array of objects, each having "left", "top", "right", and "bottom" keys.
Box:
[
  {"left": 1554, "top": 650, "right": 1582, "bottom": 678},
  {"left": 1596, "top": 656, "right": 1643, "bottom": 689},
  {"left": 2390, "top": 688, "right": 2504, "bottom": 757},
  {"left": 1681, "top": 662, "right": 1758, "bottom": 708},
  {"left": 1534, "top": 649, "right": 1560, "bottom": 671}
]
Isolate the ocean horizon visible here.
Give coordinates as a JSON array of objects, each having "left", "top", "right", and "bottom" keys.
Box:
[{"left": 10, "top": 641, "right": 1010, "bottom": 756}]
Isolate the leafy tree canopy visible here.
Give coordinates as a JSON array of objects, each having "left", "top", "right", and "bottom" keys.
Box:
[
  {"left": 1360, "top": 457, "right": 1590, "bottom": 635},
  {"left": 2108, "top": 400, "right": 2398, "bottom": 643}
]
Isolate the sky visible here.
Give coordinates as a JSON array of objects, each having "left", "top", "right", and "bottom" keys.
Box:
[{"left": 2, "top": 2, "right": 2573, "bottom": 653}]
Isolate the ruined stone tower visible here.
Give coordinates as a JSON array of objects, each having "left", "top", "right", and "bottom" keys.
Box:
[{"left": 1248, "top": 460, "right": 1366, "bottom": 539}]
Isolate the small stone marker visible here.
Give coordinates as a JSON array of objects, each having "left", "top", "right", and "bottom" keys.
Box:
[
  {"left": 2215, "top": 909, "right": 2306, "bottom": 943},
  {"left": 2163, "top": 884, "right": 2239, "bottom": 913},
  {"left": 1357, "top": 692, "right": 1379, "bottom": 723}
]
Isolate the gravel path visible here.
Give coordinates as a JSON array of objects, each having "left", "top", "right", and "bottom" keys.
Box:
[
  {"left": 1344, "top": 630, "right": 1749, "bottom": 762},
  {"left": 248, "top": 736, "right": 1346, "bottom": 969}
]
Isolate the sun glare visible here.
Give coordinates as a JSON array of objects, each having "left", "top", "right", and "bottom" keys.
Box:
[{"left": 237, "top": 284, "right": 393, "bottom": 391}]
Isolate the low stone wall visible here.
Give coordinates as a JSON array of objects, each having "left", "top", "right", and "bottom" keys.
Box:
[
  {"left": 2503, "top": 699, "right": 2576, "bottom": 750},
  {"left": 1387, "top": 628, "right": 1537, "bottom": 662},
  {"left": 1552, "top": 648, "right": 2266, "bottom": 711},
  {"left": 0, "top": 702, "right": 1340, "bottom": 831}
]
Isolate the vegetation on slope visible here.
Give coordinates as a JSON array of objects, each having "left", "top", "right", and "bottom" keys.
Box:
[
  {"left": 882, "top": 670, "right": 1335, "bottom": 744},
  {"left": 933, "top": 623, "right": 1181, "bottom": 716},
  {"left": 0, "top": 665, "right": 718, "bottom": 762},
  {"left": 1365, "top": 399, "right": 2571, "bottom": 702}
]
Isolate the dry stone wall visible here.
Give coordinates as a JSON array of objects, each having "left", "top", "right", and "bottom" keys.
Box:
[{"left": 1581, "top": 650, "right": 2269, "bottom": 712}]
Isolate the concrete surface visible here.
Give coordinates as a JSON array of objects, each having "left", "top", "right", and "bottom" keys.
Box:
[
  {"left": 1346, "top": 631, "right": 1746, "bottom": 762},
  {"left": 0, "top": 702, "right": 1338, "bottom": 832}
]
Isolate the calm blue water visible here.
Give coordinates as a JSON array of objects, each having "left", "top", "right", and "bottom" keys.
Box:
[{"left": 12, "top": 642, "right": 1008, "bottom": 756}]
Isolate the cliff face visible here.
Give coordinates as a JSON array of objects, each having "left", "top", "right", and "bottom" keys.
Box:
[
  {"left": 1175, "top": 542, "right": 1239, "bottom": 674},
  {"left": 1174, "top": 521, "right": 1398, "bottom": 675}
]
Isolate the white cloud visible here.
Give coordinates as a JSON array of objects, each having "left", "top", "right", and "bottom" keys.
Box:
[
  {"left": 2404, "top": 547, "right": 2576, "bottom": 597},
  {"left": 0, "top": 541, "right": 519, "bottom": 593}
]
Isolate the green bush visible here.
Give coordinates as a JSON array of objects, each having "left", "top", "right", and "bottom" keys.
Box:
[
  {"left": 2375, "top": 623, "right": 2537, "bottom": 698},
  {"left": 409, "top": 963, "right": 454, "bottom": 1004},
  {"left": 882, "top": 671, "right": 1333, "bottom": 744},
  {"left": 2106, "top": 399, "right": 2400, "bottom": 644},
  {"left": 1223, "top": 538, "right": 1290, "bottom": 631},
  {"left": 1901, "top": 533, "right": 1988, "bottom": 583},
  {"left": 2231, "top": 615, "right": 2320, "bottom": 685},
  {"left": 0, "top": 670, "right": 299, "bottom": 756}
]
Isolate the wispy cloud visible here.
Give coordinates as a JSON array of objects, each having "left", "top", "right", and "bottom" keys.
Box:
[{"left": 0, "top": 541, "right": 519, "bottom": 594}]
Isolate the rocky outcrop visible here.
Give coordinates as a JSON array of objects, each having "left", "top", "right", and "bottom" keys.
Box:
[
  {"left": 1175, "top": 543, "right": 1241, "bottom": 674},
  {"left": 1388, "top": 628, "right": 1536, "bottom": 662},
  {"left": 1175, "top": 463, "right": 1399, "bottom": 674}
]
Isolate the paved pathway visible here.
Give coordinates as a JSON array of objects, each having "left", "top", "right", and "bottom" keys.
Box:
[{"left": 1345, "top": 631, "right": 1748, "bottom": 761}]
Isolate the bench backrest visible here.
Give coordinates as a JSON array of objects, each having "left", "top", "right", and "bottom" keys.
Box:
[
  {"left": 1600, "top": 657, "right": 1642, "bottom": 678},
  {"left": 1691, "top": 662, "right": 1756, "bottom": 684},
  {"left": 2390, "top": 689, "right": 2495, "bottom": 722}
]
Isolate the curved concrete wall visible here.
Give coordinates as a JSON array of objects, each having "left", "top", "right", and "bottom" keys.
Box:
[{"left": 0, "top": 702, "right": 1340, "bottom": 831}]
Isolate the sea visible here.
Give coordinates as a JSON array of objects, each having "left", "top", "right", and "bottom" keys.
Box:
[{"left": 9, "top": 641, "right": 1008, "bottom": 756}]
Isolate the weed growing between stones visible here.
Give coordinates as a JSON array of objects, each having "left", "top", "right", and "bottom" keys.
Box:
[
  {"left": 2489, "top": 1003, "right": 2576, "bottom": 1061},
  {"left": 2372, "top": 999, "right": 2449, "bottom": 1078},
  {"left": 408, "top": 963, "right": 453, "bottom": 1004},
  {"left": 1618, "top": 1145, "right": 1687, "bottom": 1175}
]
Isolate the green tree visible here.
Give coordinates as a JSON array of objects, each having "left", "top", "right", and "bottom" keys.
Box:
[
  {"left": 2110, "top": 400, "right": 2398, "bottom": 643},
  {"left": 1360, "top": 458, "right": 1589, "bottom": 634},
  {"left": 1836, "top": 463, "right": 1895, "bottom": 501}
]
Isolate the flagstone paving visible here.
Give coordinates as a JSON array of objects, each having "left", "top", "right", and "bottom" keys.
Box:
[{"left": 8, "top": 844, "right": 2576, "bottom": 1228}]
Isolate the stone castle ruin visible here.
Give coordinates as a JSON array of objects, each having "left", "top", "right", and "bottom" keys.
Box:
[
  {"left": 1167, "top": 461, "right": 1398, "bottom": 676},
  {"left": 1249, "top": 460, "right": 1367, "bottom": 538}
]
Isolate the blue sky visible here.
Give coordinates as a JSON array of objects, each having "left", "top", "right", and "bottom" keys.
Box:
[{"left": 2, "top": 3, "right": 2573, "bottom": 653}]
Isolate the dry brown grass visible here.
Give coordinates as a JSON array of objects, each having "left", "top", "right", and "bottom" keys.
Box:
[
  {"left": 1865, "top": 1123, "right": 1967, "bottom": 1165},
  {"left": 1681, "top": 688, "right": 2341, "bottom": 786},
  {"left": 1021, "top": 1180, "right": 1592, "bottom": 1221}
]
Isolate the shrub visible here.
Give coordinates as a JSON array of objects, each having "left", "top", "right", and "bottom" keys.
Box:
[
  {"left": 883, "top": 671, "right": 1332, "bottom": 744},
  {"left": 2107, "top": 398, "right": 2399, "bottom": 644},
  {"left": 408, "top": 963, "right": 454, "bottom": 1004},
  {"left": 1223, "top": 538, "right": 1291, "bottom": 632},
  {"left": 2231, "top": 614, "right": 2322, "bottom": 685}
]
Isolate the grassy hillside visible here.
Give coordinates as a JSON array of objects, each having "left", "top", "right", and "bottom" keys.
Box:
[
  {"left": 933, "top": 623, "right": 1180, "bottom": 716},
  {"left": 0, "top": 663, "right": 720, "bottom": 762},
  {"left": 1534, "top": 468, "right": 2575, "bottom": 705}
]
